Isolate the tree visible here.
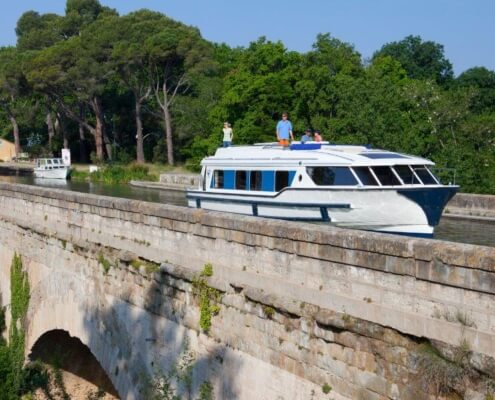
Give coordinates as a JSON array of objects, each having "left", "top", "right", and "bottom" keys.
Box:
[
  {"left": 27, "top": 26, "right": 114, "bottom": 161},
  {"left": 0, "top": 47, "right": 30, "bottom": 155},
  {"left": 373, "top": 35, "right": 453, "bottom": 84},
  {"left": 16, "top": 12, "right": 65, "bottom": 51},
  {"left": 146, "top": 19, "right": 215, "bottom": 165},
  {"left": 207, "top": 38, "right": 301, "bottom": 147},
  {"left": 111, "top": 10, "right": 164, "bottom": 163},
  {"left": 456, "top": 67, "right": 495, "bottom": 113},
  {"left": 293, "top": 34, "right": 364, "bottom": 133}
]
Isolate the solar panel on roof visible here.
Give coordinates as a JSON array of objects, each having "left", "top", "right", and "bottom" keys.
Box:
[{"left": 359, "top": 152, "right": 409, "bottom": 159}]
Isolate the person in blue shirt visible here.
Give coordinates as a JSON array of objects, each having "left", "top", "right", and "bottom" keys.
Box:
[
  {"left": 276, "top": 112, "right": 293, "bottom": 147},
  {"left": 301, "top": 129, "right": 312, "bottom": 143}
]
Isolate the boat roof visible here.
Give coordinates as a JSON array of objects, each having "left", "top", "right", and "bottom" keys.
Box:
[{"left": 201, "top": 142, "right": 434, "bottom": 167}]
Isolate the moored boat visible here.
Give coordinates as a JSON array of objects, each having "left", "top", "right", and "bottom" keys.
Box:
[
  {"left": 186, "top": 142, "right": 459, "bottom": 237},
  {"left": 33, "top": 158, "right": 71, "bottom": 180}
]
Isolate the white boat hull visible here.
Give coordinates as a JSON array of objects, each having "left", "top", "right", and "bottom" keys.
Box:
[
  {"left": 33, "top": 167, "right": 70, "bottom": 180},
  {"left": 187, "top": 187, "right": 456, "bottom": 237}
]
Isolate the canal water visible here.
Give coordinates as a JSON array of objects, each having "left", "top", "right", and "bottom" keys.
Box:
[{"left": 0, "top": 173, "right": 494, "bottom": 247}]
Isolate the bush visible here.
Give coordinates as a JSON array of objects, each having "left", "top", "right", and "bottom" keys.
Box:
[{"left": 72, "top": 164, "right": 158, "bottom": 184}]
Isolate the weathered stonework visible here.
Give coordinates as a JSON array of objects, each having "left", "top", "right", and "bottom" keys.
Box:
[
  {"left": 445, "top": 192, "right": 495, "bottom": 219},
  {"left": 0, "top": 182, "right": 495, "bottom": 400}
]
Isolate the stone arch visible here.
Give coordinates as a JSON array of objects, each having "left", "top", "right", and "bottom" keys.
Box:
[
  {"left": 25, "top": 268, "right": 149, "bottom": 400},
  {"left": 28, "top": 329, "right": 119, "bottom": 397}
]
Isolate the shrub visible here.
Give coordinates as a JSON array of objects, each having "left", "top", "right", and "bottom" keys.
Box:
[
  {"left": 192, "top": 264, "right": 222, "bottom": 332},
  {"left": 322, "top": 383, "right": 332, "bottom": 394}
]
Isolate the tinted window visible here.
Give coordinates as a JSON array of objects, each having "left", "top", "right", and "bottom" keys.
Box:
[
  {"left": 307, "top": 167, "right": 358, "bottom": 186},
  {"left": 394, "top": 165, "right": 420, "bottom": 184},
  {"left": 236, "top": 170, "right": 247, "bottom": 190},
  {"left": 250, "top": 171, "right": 262, "bottom": 190},
  {"left": 262, "top": 171, "right": 275, "bottom": 191},
  {"left": 213, "top": 170, "right": 224, "bottom": 188},
  {"left": 353, "top": 167, "right": 379, "bottom": 186},
  {"left": 223, "top": 170, "right": 235, "bottom": 189},
  {"left": 275, "top": 171, "right": 289, "bottom": 191},
  {"left": 372, "top": 166, "right": 401, "bottom": 186},
  {"left": 413, "top": 166, "right": 437, "bottom": 184}
]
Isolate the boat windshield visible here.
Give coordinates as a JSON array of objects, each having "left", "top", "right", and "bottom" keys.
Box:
[
  {"left": 412, "top": 165, "right": 438, "bottom": 184},
  {"left": 306, "top": 167, "right": 358, "bottom": 186},
  {"left": 393, "top": 165, "right": 420, "bottom": 184}
]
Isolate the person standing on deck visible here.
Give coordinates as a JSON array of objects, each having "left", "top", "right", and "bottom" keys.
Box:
[
  {"left": 222, "top": 122, "right": 233, "bottom": 147},
  {"left": 276, "top": 112, "right": 293, "bottom": 147}
]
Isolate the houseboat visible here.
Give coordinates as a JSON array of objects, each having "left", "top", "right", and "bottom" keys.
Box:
[
  {"left": 186, "top": 142, "right": 458, "bottom": 237},
  {"left": 33, "top": 158, "right": 71, "bottom": 180}
]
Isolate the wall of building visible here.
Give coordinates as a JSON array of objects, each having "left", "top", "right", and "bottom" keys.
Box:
[
  {"left": 0, "top": 138, "right": 16, "bottom": 161},
  {"left": 1, "top": 182, "right": 495, "bottom": 399}
]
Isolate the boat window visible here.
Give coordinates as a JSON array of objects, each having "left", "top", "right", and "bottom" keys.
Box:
[
  {"left": 275, "top": 171, "right": 289, "bottom": 191},
  {"left": 413, "top": 165, "right": 438, "bottom": 184},
  {"left": 394, "top": 165, "right": 420, "bottom": 184},
  {"left": 371, "top": 166, "right": 401, "bottom": 186},
  {"left": 212, "top": 170, "right": 224, "bottom": 189},
  {"left": 250, "top": 171, "right": 262, "bottom": 191},
  {"left": 262, "top": 171, "right": 275, "bottom": 191},
  {"left": 353, "top": 167, "right": 379, "bottom": 186},
  {"left": 306, "top": 167, "right": 358, "bottom": 186},
  {"left": 223, "top": 170, "right": 235, "bottom": 189},
  {"left": 235, "top": 170, "right": 247, "bottom": 190}
]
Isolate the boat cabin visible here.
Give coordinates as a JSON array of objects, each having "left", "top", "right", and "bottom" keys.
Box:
[
  {"left": 35, "top": 158, "right": 67, "bottom": 170},
  {"left": 200, "top": 143, "right": 441, "bottom": 193}
]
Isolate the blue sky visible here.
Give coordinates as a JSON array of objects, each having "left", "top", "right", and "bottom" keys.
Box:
[{"left": 0, "top": 0, "right": 493, "bottom": 75}]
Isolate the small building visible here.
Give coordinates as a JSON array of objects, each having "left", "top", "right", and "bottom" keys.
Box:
[{"left": 0, "top": 138, "right": 16, "bottom": 161}]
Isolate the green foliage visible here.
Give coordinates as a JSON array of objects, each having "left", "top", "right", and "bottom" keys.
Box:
[
  {"left": 373, "top": 35, "right": 453, "bottom": 84},
  {"left": 71, "top": 164, "right": 158, "bottom": 184},
  {"left": 192, "top": 264, "right": 221, "bottom": 333},
  {"left": 130, "top": 258, "right": 160, "bottom": 274},
  {"left": 201, "top": 263, "right": 213, "bottom": 277},
  {"left": 198, "top": 381, "right": 214, "bottom": 400},
  {"left": 322, "top": 383, "right": 332, "bottom": 394},
  {"left": 97, "top": 251, "right": 112, "bottom": 274},
  {"left": 0, "top": 253, "right": 35, "bottom": 399},
  {"left": 0, "top": 306, "right": 5, "bottom": 344},
  {"left": 19, "top": 361, "right": 50, "bottom": 395},
  {"left": 262, "top": 305, "right": 275, "bottom": 319},
  {"left": 10, "top": 252, "right": 30, "bottom": 326}
]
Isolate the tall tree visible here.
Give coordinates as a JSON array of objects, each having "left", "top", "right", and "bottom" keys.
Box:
[
  {"left": 373, "top": 35, "right": 453, "bottom": 85},
  {"left": 0, "top": 47, "right": 30, "bottom": 155},
  {"left": 146, "top": 20, "right": 214, "bottom": 165},
  {"left": 110, "top": 10, "right": 165, "bottom": 163}
]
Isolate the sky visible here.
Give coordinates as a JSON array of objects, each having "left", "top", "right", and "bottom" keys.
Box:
[{"left": 0, "top": 0, "right": 493, "bottom": 76}]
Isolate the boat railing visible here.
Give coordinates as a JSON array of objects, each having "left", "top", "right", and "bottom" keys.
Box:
[{"left": 430, "top": 167, "right": 457, "bottom": 186}]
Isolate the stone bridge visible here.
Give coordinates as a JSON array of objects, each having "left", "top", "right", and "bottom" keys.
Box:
[{"left": 1, "top": 182, "right": 495, "bottom": 400}]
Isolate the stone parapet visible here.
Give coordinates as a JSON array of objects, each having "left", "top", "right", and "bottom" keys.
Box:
[
  {"left": 159, "top": 172, "right": 199, "bottom": 188},
  {"left": 445, "top": 192, "right": 495, "bottom": 219},
  {"left": 1, "top": 181, "right": 495, "bottom": 400}
]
